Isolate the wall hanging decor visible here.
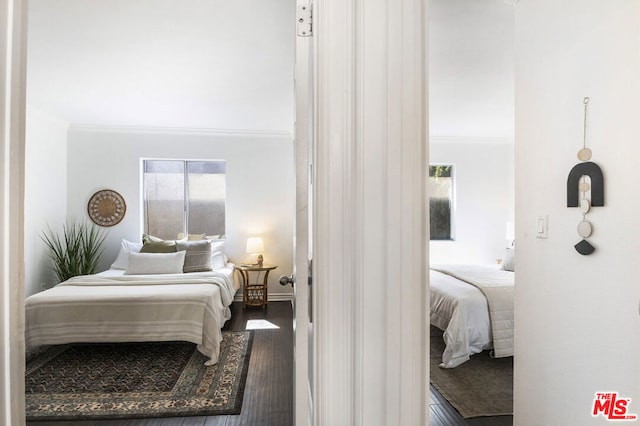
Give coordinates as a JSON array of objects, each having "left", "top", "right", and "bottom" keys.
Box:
[
  {"left": 88, "top": 189, "right": 126, "bottom": 227},
  {"left": 566, "top": 97, "right": 604, "bottom": 255}
]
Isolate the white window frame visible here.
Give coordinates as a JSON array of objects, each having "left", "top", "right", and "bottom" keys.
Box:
[{"left": 141, "top": 159, "right": 226, "bottom": 239}]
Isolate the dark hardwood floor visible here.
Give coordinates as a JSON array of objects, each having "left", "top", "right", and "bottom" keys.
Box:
[{"left": 26, "top": 301, "right": 512, "bottom": 425}]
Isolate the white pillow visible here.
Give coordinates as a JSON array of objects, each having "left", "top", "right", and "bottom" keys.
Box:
[
  {"left": 124, "top": 251, "right": 186, "bottom": 275},
  {"left": 210, "top": 239, "right": 225, "bottom": 253},
  {"left": 500, "top": 247, "right": 515, "bottom": 272},
  {"left": 111, "top": 239, "right": 144, "bottom": 270},
  {"left": 211, "top": 251, "right": 226, "bottom": 270},
  {"left": 209, "top": 239, "right": 227, "bottom": 270}
]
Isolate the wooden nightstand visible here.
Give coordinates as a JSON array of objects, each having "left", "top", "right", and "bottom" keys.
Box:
[{"left": 234, "top": 264, "right": 278, "bottom": 308}]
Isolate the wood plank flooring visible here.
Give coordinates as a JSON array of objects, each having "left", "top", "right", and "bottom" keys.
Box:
[{"left": 27, "top": 301, "right": 512, "bottom": 425}]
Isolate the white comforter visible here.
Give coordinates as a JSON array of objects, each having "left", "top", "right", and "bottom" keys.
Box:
[
  {"left": 25, "top": 267, "right": 237, "bottom": 365},
  {"left": 430, "top": 270, "right": 492, "bottom": 368},
  {"left": 430, "top": 264, "right": 515, "bottom": 367}
]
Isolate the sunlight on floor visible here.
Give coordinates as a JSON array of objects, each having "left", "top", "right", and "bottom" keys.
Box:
[{"left": 246, "top": 319, "right": 280, "bottom": 330}]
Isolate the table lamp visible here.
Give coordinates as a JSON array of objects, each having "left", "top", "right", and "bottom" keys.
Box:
[{"left": 246, "top": 237, "right": 264, "bottom": 266}]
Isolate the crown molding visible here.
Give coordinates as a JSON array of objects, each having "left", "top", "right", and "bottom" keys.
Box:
[{"left": 68, "top": 123, "right": 293, "bottom": 139}]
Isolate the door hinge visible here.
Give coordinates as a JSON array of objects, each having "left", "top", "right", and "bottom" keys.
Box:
[{"left": 297, "top": 4, "right": 312, "bottom": 37}]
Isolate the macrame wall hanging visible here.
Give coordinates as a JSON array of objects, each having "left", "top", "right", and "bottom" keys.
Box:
[{"left": 566, "top": 97, "right": 604, "bottom": 255}]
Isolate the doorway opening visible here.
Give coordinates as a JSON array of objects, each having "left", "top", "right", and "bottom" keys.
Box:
[
  {"left": 428, "top": 0, "right": 515, "bottom": 422},
  {"left": 22, "top": 0, "right": 300, "bottom": 424}
]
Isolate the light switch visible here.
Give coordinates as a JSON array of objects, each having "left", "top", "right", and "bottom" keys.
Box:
[{"left": 536, "top": 215, "right": 548, "bottom": 239}]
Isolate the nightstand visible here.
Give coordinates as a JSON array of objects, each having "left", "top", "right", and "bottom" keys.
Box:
[{"left": 234, "top": 264, "right": 278, "bottom": 308}]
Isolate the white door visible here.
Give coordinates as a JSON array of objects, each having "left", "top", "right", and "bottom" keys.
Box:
[{"left": 291, "top": 1, "right": 313, "bottom": 425}]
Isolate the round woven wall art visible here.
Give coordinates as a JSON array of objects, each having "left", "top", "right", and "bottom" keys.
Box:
[{"left": 87, "top": 189, "right": 126, "bottom": 227}]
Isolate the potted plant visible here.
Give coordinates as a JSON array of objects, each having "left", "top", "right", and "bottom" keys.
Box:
[{"left": 41, "top": 221, "right": 108, "bottom": 283}]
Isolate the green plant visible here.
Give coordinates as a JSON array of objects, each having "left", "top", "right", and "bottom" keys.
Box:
[{"left": 41, "top": 221, "right": 108, "bottom": 283}]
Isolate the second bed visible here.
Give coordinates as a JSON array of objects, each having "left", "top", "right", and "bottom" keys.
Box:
[{"left": 430, "top": 264, "right": 514, "bottom": 368}]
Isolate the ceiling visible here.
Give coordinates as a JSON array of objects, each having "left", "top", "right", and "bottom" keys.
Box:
[
  {"left": 27, "top": 0, "right": 514, "bottom": 139},
  {"left": 26, "top": 0, "right": 296, "bottom": 133}
]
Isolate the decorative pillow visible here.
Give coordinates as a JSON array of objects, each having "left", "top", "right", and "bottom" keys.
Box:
[
  {"left": 211, "top": 251, "right": 226, "bottom": 270},
  {"left": 124, "top": 251, "right": 186, "bottom": 275},
  {"left": 176, "top": 240, "right": 213, "bottom": 273},
  {"left": 177, "top": 233, "right": 207, "bottom": 241},
  {"left": 140, "top": 240, "right": 177, "bottom": 253},
  {"left": 111, "top": 239, "right": 144, "bottom": 270},
  {"left": 209, "top": 239, "right": 225, "bottom": 253},
  {"left": 142, "top": 234, "right": 164, "bottom": 244},
  {"left": 208, "top": 239, "right": 227, "bottom": 269},
  {"left": 500, "top": 247, "right": 515, "bottom": 272}
]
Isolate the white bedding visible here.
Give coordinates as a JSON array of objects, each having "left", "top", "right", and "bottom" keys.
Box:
[
  {"left": 430, "top": 264, "right": 515, "bottom": 368},
  {"left": 430, "top": 270, "right": 492, "bottom": 368},
  {"left": 25, "top": 265, "right": 238, "bottom": 365}
]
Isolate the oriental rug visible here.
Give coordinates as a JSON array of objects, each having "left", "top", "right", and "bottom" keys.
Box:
[
  {"left": 25, "top": 331, "right": 253, "bottom": 421},
  {"left": 430, "top": 326, "right": 513, "bottom": 418}
]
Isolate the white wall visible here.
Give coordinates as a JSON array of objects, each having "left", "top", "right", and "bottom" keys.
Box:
[
  {"left": 67, "top": 128, "right": 294, "bottom": 299},
  {"left": 429, "top": 0, "right": 514, "bottom": 139},
  {"left": 515, "top": 1, "right": 640, "bottom": 424},
  {"left": 430, "top": 139, "right": 514, "bottom": 265},
  {"left": 24, "top": 106, "right": 68, "bottom": 296}
]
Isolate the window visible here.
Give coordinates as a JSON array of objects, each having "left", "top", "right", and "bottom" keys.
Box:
[
  {"left": 143, "top": 160, "right": 226, "bottom": 240},
  {"left": 429, "top": 164, "right": 453, "bottom": 240}
]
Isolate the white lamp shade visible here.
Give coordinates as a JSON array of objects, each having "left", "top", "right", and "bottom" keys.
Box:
[{"left": 246, "top": 237, "right": 264, "bottom": 254}]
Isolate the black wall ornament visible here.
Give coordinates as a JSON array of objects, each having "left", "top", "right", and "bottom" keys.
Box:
[
  {"left": 567, "top": 162, "right": 604, "bottom": 207},
  {"left": 567, "top": 97, "right": 604, "bottom": 255}
]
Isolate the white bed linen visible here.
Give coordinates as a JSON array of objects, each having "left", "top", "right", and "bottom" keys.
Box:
[
  {"left": 25, "top": 265, "right": 238, "bottom": 365},
  {"left": 430, "top": 269, "right": 492, "bottom": 368},
  {"left": 431, "top": 264, "right": 514, "bottom": 359}
]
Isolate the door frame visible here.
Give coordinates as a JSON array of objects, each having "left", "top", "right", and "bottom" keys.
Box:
[
  {"left": 293, "top": 0, "right": 313, "bottom": 423},
  {"left": 312, "top": 0, "right": 428, "bottom": 424},
  {"left": 1, "top": 0, "right": 28, "bottom": 424}
]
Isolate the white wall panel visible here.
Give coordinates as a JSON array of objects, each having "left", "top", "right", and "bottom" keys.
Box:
[
  {"left": 514, "top": 1, "right": 640, "bottom": 423},
  {"left": 313, "top": 0, "right": 427, "bottom": 423}
]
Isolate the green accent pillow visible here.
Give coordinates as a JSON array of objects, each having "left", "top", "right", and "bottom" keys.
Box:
[
  {"left": 142, "top": 234, "right": 164, "bottom": 244},
  {"left": 140, "top": 240, "right": 177, "bottom": 253}
]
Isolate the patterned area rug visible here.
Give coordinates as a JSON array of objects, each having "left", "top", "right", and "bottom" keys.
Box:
[
  {"left": 25, "top": 331, "right": 253, "bottom": 421},
  {"left": 430, "top": 326, "right": 513, "bottom": 418}
]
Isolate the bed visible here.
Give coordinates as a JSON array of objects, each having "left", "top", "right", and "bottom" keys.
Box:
[
  {"left": 430, "top": 264, "right": 514, "bottom": 368},
  {"left": 25, "top": 239, "right": 239, "bottom": 366}
]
